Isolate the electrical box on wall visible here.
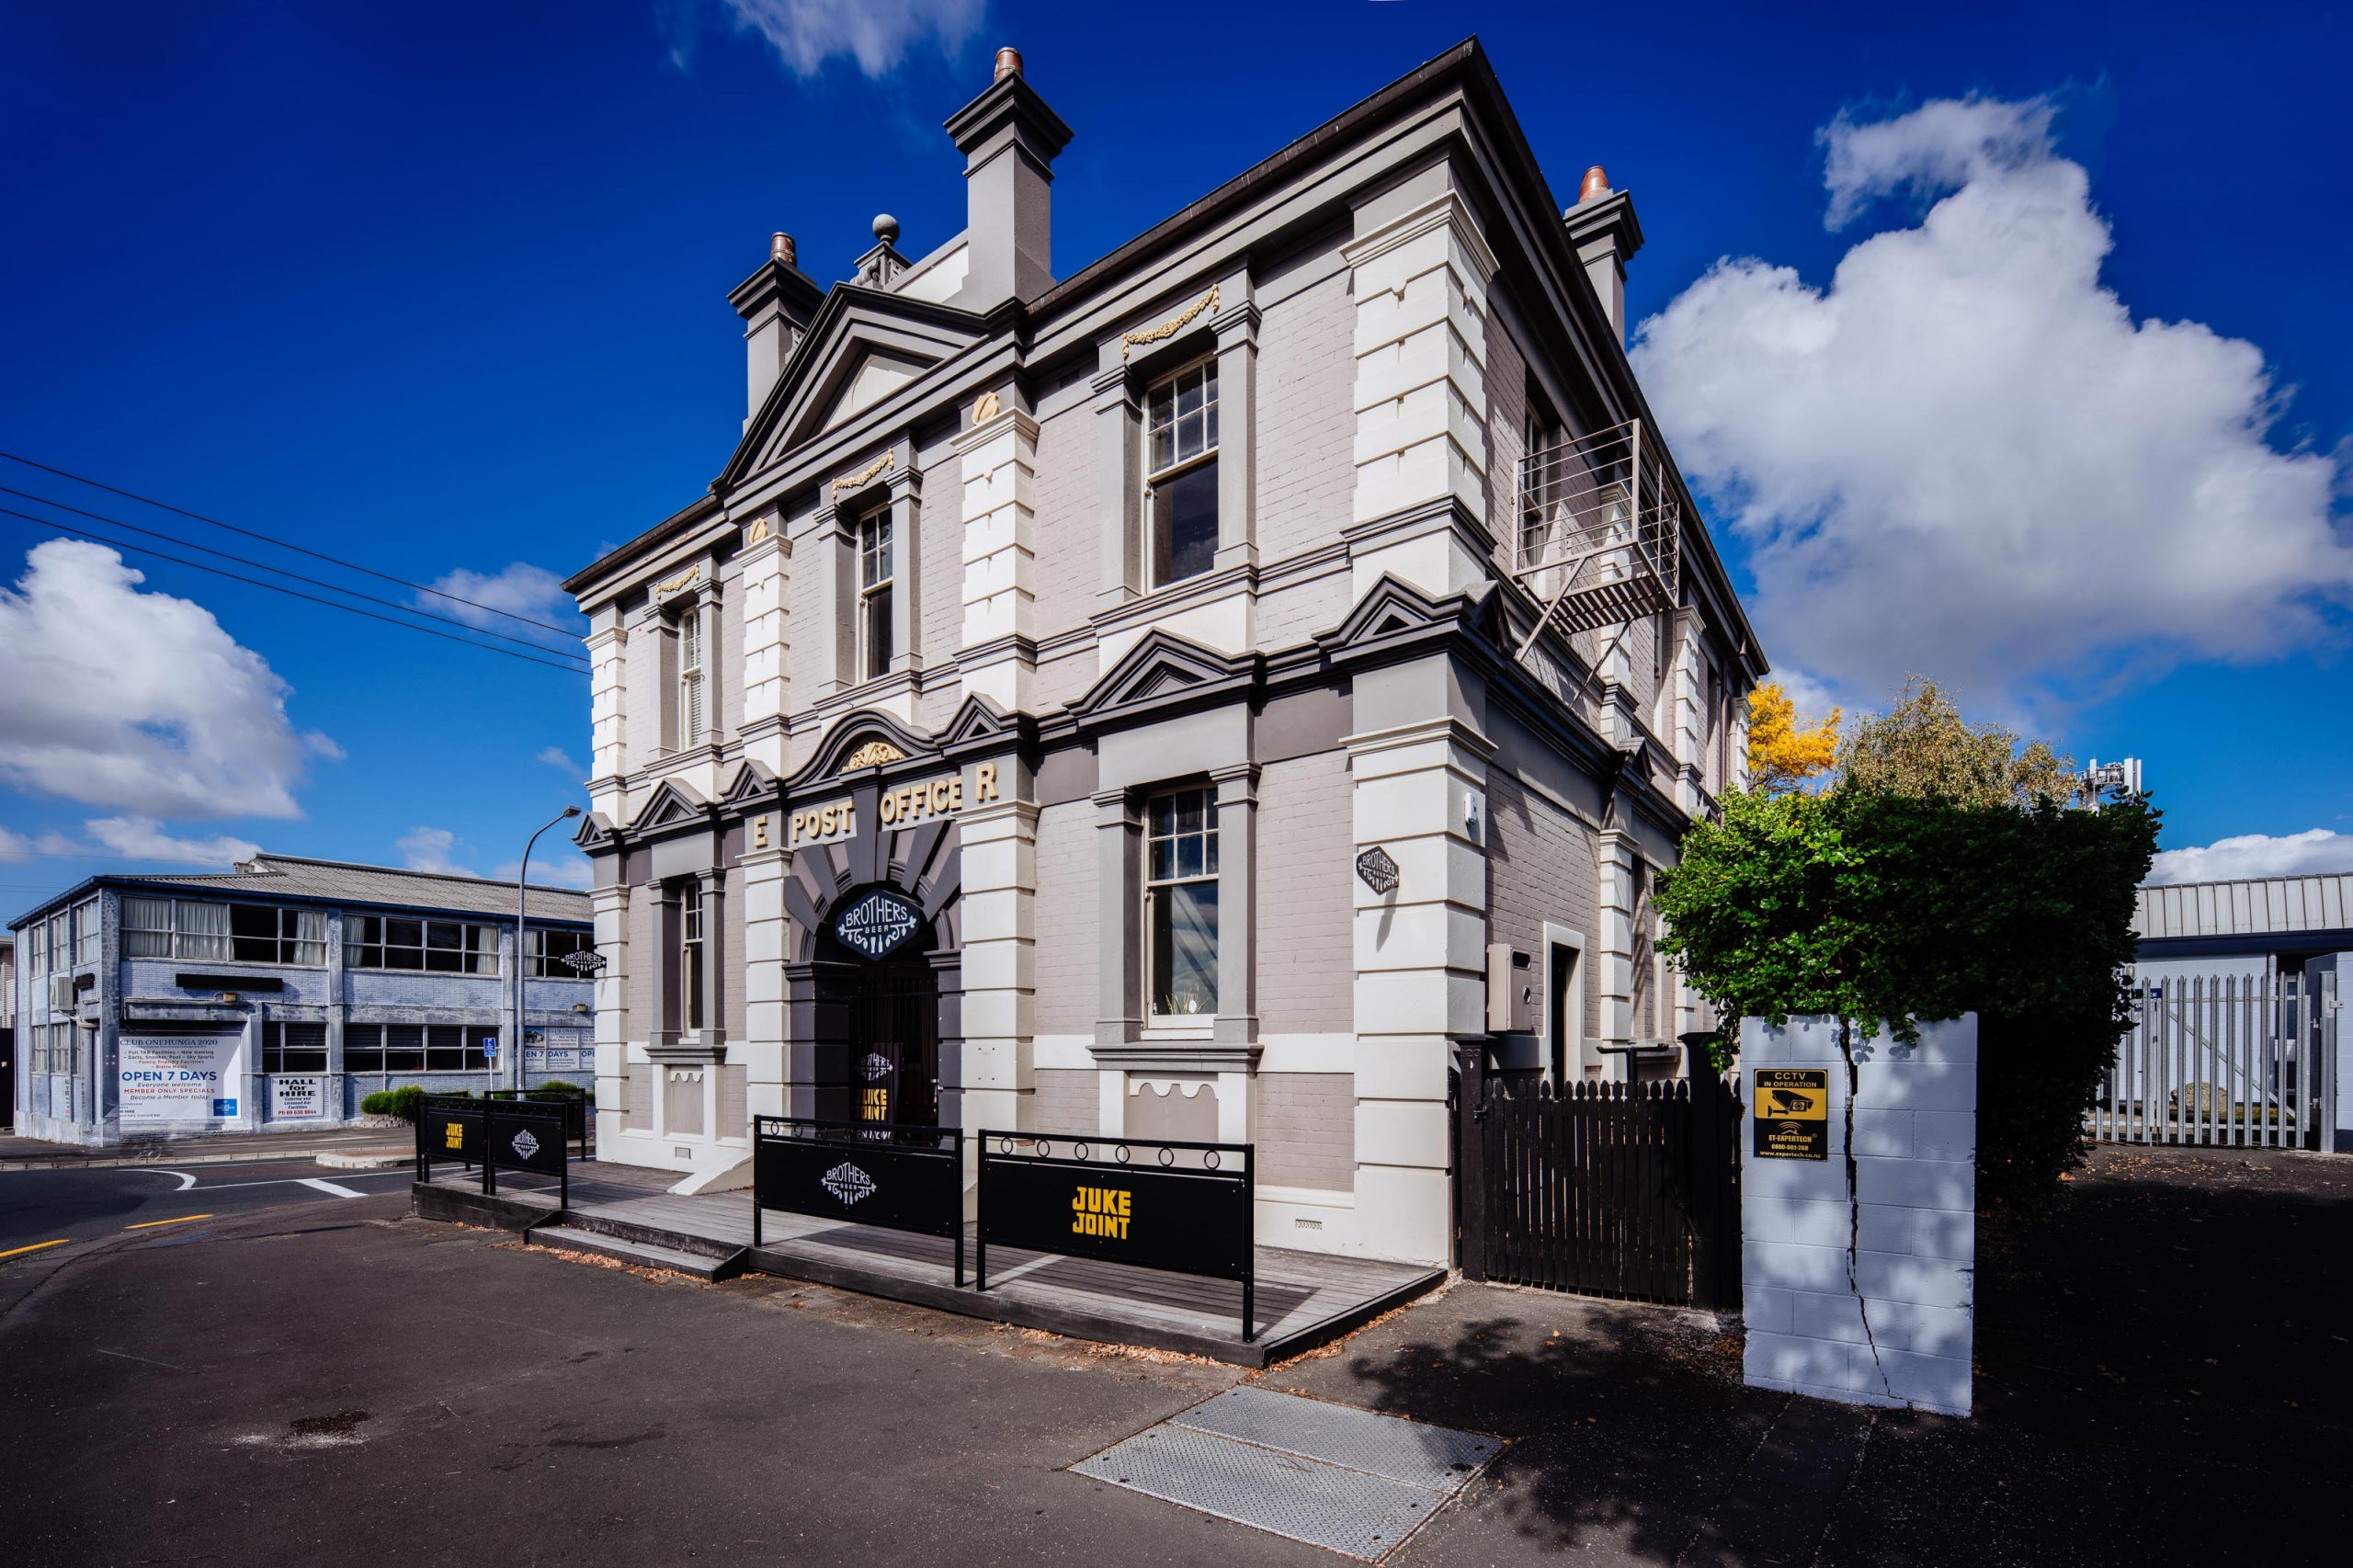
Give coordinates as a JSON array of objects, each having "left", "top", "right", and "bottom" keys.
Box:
[{"left": 1486, "top": 944, "right": 1536, "bottom": 1034}]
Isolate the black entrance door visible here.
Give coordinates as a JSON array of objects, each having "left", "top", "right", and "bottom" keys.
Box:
[{"left": 847, "top": 960, "right": 939, "bottom": 1127}]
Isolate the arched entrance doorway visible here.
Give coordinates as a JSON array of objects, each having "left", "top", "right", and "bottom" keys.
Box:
[{"left": 816, "top": 885, "right": 940, "bottom": 1127}]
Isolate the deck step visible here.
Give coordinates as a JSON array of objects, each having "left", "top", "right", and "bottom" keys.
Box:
[{"left": 526, "top": 1223, "right": 747, "bottom": 1282}]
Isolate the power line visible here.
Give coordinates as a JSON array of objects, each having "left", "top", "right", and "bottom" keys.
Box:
[
  {"left": 0, "top": 449, "right": 583, "bottom": 637},
  {"left": 0, "top": 508, "right": 590, "bottom": 675},
  {"left": 0, "top": 484, "right": 589, "bottom": 665}
]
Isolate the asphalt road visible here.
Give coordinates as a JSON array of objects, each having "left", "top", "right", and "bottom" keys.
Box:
[
  {"left": 0, "top": 1147, "right": 2343, "bottom": 1567},
  {"left": 0, "top": 1156, "right": 415, "bottom": 1255}
]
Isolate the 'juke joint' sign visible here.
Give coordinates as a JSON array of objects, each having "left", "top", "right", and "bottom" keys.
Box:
[
  {"left": 1072, "top": 1184, "right": 1131, "bottom": 1239},
  {"left": 979, "top": 1156, "right": 1251, "bottom": 1282}
]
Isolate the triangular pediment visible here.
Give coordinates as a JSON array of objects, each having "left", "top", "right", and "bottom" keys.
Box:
[
  {"left": 1073, "top": 631, "right": 1259, "bottom": 724},
  {"left": 720, "top": 758, "right": 779, "bottom": 810},
  {"left": 721, "top": 287, "right": 989, "bottom": 489},
  {"left": 1317, "top": 573, "right": 1500, "bottom": 658},
  {"left": 629, "top": 776, "right": 710, "bottom": 835},
  {"left": 572, "top": 811, "right": 617, "bottom": 853}
]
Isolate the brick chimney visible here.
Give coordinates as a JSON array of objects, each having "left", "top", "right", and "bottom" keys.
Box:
[
  {"left": 1563, "top": 165, "right": 1645, "bottom": 349},
  {"left": 727, "top": 232, "right": 824, "bottom": 426},
  {"left": 942, "top": 46, "right": 1073, "bottom": 310}
]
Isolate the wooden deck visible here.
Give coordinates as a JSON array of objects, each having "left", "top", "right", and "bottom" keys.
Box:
[{"left": 415, "top": 1165, "right": 1443, "bottom": 1367}]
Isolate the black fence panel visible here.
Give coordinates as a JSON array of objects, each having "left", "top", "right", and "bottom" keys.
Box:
[
  {"left": 752, "top": 1117, "right": 964, "bottom": 1284},
  {"left": 1455, "top": 1064, "right": 1742, "bottom": 1309},
  {"left": 976, "top": 1131, "right": 1256, "bottom": 1339},
  {"left": 416, "top": 1095, "right": 570, "bottom": 1206}
]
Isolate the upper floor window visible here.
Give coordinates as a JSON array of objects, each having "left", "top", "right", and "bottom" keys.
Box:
[
  {"left": 71, "top": 898, "right": 99, "bottom": 966},
  {"left": 49, "top": 912, "right": 72, "bottom": 971},
  {"left": 122, "top": 897, "right": 230, "bottom": 961},
  {"left": 1144, "top": 787, "right": 1220, "bottom": 1019},
  {"left": 526, "top": 926, "right": 597, "bottom": 979},
  {"left": 1146, "top": 359, "right": 1219, "bottom": 588},
  {"left": 345, "top": 915, "right": 500, "bottom": 975},
  {"left": 857, "top": 508, "right": 894, "bottom": 680},
  {"left": 231, "top": 904, "right": 327, "bottom": 965},
  {"left": 676, "top": 603, "right": 707, "bottom": 748}
]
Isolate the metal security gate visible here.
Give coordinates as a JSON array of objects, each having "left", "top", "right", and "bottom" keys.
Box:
[
  {"left": 847, "top": 960, "right": 939, "bottom": 1128},
  {"left": 1455, "top": 1062, "right": 1742, "bottom": 1307},
  {"left": 2091, "top": 971, "right": 2339, "bottom": 1148}
]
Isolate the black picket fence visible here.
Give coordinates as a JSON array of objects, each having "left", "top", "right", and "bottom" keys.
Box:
[{"left": 1455, "top": 1062, "right": 1742, "bottom": 1308}]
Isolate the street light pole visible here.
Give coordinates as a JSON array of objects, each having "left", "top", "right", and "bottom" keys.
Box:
[{"left": 514, "top": 805, "right": 583, "bottom": 1091}]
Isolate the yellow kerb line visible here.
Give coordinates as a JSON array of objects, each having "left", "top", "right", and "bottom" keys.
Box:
[
  {"left": 124, "top": 1214, "right": 215, "bottom": 1231},
  {"left": 0, "top": 1239, "right": 69, "bottom": 1260}
]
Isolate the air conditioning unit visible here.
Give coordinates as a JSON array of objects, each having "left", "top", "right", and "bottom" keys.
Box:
[{"left": 49, "top": 975, "right": 77, "bottom": 1012}]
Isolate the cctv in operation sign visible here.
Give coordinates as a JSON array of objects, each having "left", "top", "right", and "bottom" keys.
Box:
[{"left": 1752, "top": 1067, "right": 1830, "bottom": 1160}]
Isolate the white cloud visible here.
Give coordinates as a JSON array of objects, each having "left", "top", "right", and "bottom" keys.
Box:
[
  {"left": 497, "top": 854, "right": 595, "bottom": 891},
  {"left": 424, "top": 562, "right": 580, "bottom": 634},
  {"left": 0, "top": 540, "right": 316, "bottom": 818},
  {"left": 396, "top": 826, "right": 481, "bottom": 879},
  {"left": 83, "top": 816, "right": 258, "bottom": 866},
  {"left": 537, "top": 745, "right": 585, "bottom": 778},
  {"left": 2147, "top": 829, "right": 2353, "bottom": 885},
  {"left": 1631, "top": 95, "right": 2352, "bottom": 713},
  {"left": 717, "top": 0, "right": 983, "bottom": 78},
  {"left": 0, "top": 825, "right": 28, "bottom": 862}
]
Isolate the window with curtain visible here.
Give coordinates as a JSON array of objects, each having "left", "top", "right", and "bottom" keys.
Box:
[
  {"left": 345, "top": 915, "right": 500, "bottom": 974},
  {"left": 123, "top": 898, "right": 235, "bottom": 961},
  {"left": 230, "top": 905, "right": 326, "bottom": 965},
  {"left": 527, "top": 927, "right": 596, "bottom": 978},
  {"left": 72, "top": 899, "right": 99, "bottom": 966},
  {"left": 857, "top": 508, "right": 893, "bottom": 680},
  {"left": 1144, "top": 787, "right": 1220, "bottom": 1019},
  {"left": 1145, "top": 358, "right": 1219, "bottom": 588}
]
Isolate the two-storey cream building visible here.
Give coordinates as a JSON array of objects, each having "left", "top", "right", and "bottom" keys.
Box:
[{"left": 563, "top": 40, "right": 1763, "bottom": 1266}]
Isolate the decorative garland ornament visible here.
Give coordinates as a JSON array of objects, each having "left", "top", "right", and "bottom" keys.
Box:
[
  {"left": 1121, "top": 284, "right": 1220, "bottom": 361},
  {"left": 831, "top": 450, "right": 895, "bottom": 499}
]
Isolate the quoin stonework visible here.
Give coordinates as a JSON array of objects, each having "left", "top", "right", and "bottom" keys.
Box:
[{"left": 563, "top": 40, "right": 1764, "bottom": 1265}]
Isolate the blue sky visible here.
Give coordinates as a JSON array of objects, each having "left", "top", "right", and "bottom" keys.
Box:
[{"left": 1, "top": 0, "right": 2347, "bottom": 912}]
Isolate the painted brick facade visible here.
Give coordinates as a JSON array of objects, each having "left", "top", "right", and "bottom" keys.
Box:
[
  {"left": 1253, "top": 1071, "right": 1355, "bottom": 1190},
  {"left": 1254, "top": 752, "right": 1354, "bottom": 1035}
]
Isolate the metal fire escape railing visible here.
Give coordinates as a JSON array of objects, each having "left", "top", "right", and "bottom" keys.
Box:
[{"left": 1510, "top": 417, "right": 1681, "bottom": 664}]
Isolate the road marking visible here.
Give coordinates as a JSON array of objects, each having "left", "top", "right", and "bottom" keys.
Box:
[
  {"left": 298, "top": 1176, "right": 367, "bottom": 1199},
  {"left": 125, "top": 1213, "right": 215, "bottom": 1230},
  {"left": 0, "top": 1239, "right": 69, "bottom": 1260},
  {"left": 142, "top": 1169, "right": 200, "bottom": 1191},
  {"left": 96, "top": 1346, "right": 188, "bottom": 1371}
]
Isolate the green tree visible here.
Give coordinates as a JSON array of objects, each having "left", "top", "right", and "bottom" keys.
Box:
[{"left": 1659, "top": 697, "right": 2157, "bottom": 1211}]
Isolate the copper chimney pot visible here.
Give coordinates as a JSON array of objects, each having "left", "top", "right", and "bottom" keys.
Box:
[
  {"left": 994, "top": 46, "right": 1022, "bottom": 82},
  {"left": 1576, "top": 165, "right": 1611, "bottom": 205},
  {"left": 769, "top": 232, "right": 795, "bottom": 266}
]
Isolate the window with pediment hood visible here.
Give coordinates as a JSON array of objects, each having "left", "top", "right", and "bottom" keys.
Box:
[{"left": 856, "top": 506, "right": 894, "bottom": 681}]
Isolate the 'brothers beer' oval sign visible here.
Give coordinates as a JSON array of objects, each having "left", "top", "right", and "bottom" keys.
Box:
[{"left": 834, "top": 889, "right": 924, "bottom": 960}]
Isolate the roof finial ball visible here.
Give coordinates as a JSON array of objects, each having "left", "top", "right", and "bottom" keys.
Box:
[
  {"left": 872, "top": 213, "right": 900, "bottom": 247},
  {"left": 1577, "top": 165, "right": 1611, "bottom": 205},
  {"left": 769, "top": 232, "right": 795, "bottom": 266},
  {"left": 995, "top": 45, "right": 1023, "bottom": 82}
]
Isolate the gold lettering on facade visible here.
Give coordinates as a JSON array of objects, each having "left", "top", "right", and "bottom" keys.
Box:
[
  {"left": 656, "top": 564, "right": 702, "bottom": 596},
  {"left": 751, "top": 815, "right": 770, "bottom": 849},
  {"left": 976, "top": 761, "right": 999, "bottom": 802},
  {"left": 972, "top": 390, "right": 1000, "bottom": 424},
  {"left": 1120, "top": 284, "right": 1220, "bottom": 361},
  {"left": 830, "top": 450, "right": 895, "bottom": 499},
  {"left": 841, "top": 740, "right": 906, "bottom": 771}
]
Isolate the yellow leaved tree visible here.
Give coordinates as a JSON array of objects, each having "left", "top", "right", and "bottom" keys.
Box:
[{"left": 1745, "top": 681, "right": 1841, "bottom": 793}]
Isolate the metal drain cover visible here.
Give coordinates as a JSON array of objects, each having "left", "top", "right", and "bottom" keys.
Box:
[{"left": 1072, "top": 1388, "right": 1501, "bottom": 1561}]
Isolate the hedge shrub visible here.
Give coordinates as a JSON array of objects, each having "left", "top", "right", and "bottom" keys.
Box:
[{"left": 358, "top": 1085, "right": 426, "bottom": 1122}]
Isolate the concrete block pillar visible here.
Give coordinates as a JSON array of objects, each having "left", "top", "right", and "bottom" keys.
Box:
[
  {"left": 957, "top": 772, "right": 1037, "bottom": 1140},
  {"left": 1741, "top": 1014, "right": 1978, "bottom": 1417},
  {"left": 955, "top": 398, "right": 1040, "bottom": 711},
  {"left": 738, "top": 814, "right": 790, "bottom": 1125},
  {"left": 1347, "top": 665, "right": 1493, "bottom": 1267},
  {"left": 737, "top": 521, "right": 791, "bottom": 771},
  {"left": 1344, "top": 180, "right": 1498, "bottom": 600}
]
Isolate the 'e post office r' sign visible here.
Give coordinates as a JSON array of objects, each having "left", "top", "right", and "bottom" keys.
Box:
[{"left": 1752, "top": 1067, "right": 1830, "bottom": 1160}]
